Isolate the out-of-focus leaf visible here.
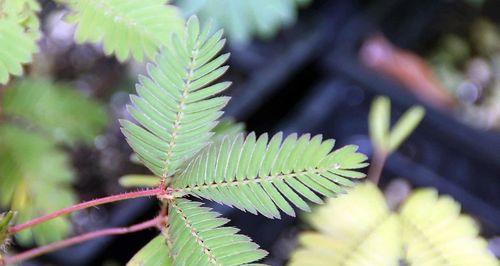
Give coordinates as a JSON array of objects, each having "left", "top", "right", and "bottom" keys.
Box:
[
  {"left": 62, "top": 0, "right": 184, "bottom": 62},
  {"left": 0, "top": 125, "right": 76, "bottom": 245},
  {"left": 369, "top": 96, "right": 390, "bottom": 151},
  {"left": 0, "top": 211, "right": 15, "bottom": 248},
  {"left": 387, "top": 106, "right": 424, "bottom": 152},
  {"left": 368, "top": 96, "right": 425, "bottom": 153},
  {"left": 177, "top": 0, "right": 311, "bottom": 44},
  {"left": 289, "top": 183, "right": 401, "bottom": 266},
  {"left": 290, "top": 183, "right": 499, "bottom": 266},
  {"left": 119, "top": 175, "right": 162, "bottom": 188},
  {"left": 400, "top": 189, "right": 498, "bottom": 266},
  {"left": 0, "top": 0, "right": 40, "bottom": 84},
  {"left": 2, "top": 78, "right": 107, "bottom": 145},
  {"left": 127, "top": 235, "right": 172, "bottom": 266}
]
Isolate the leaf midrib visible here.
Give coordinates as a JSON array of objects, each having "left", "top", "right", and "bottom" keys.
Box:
[
  {"left": 174, "top": 167, "right": 330, "bottom": 193},
  {"left": 400, "top": 215, "right": 451, "bottom": 265},
  {"left": 171, "top": 200, "right": 220, "bottom": 265},
  {"left": 161, "top": 42, "right": 199, "bottom": 177}
]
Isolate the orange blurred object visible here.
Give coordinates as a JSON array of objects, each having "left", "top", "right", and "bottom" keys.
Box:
[{"left": 360, "top": 34, "right": 457, "bottom": 109}]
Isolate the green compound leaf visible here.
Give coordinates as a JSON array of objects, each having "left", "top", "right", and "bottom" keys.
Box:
[
  {"left": 177, "top": 0, "right": 311, "bottom": 44},
  {"left": 2, "top": 78, "right": 107, "bottom": 145},
  {"left": 173, "top": 132, "right": 368, "bottom": 219},
  {"left": 128, "top": 235, "right": 173, "bottom": 266},
  {"left": 168, "top": 198, "right": 268, "bottom": 266},
  {"left": 0, "top": 125, "right": 76, "bottom": 245},
  {"left": 120, "top": 16, "right": 231, "bottom": 177},
  {"left": 64, "top": 0, "right": 184, "bottom": 62}
]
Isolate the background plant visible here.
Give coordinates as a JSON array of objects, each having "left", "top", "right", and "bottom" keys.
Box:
[
  {"left": 289, "top": 96, "right": 499, "bottom": 265},
  {"left": 0, "top": 78, "right": 107, "bottom": 245},
  {"left": 177, "top": 0, "right": 311, "bottom": 44}
]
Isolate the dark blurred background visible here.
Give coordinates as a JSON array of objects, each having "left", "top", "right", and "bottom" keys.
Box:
[{"left": 5, "top": 0, "right": 499, "bottom": 265}]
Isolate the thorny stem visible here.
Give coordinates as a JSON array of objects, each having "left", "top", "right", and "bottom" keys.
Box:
[
  {"left": 1, "top": 217, "right": 162, "bottom": 265},
  {"left": 8, "top": 188, "right": 164, "bottom": 234},
  {"left": 367, "top": 150, "right": 388, "bottom": 185}
]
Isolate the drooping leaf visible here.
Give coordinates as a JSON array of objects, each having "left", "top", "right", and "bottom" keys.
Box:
[
  {"left": 168, "top": 198, "right": 268, "bottom": 266},
  {"left": 128, "top": 235, "right": 173, "bottom": 266},
  {"left": 173, "top": 132, "right": 368, "bottom": 218},
  {"left": 121, "top": 16, "right": 231, "bottom": 177},
  {"left": 289, "top": 183, "right": 401, "bottom": 266},
  {"left": 63, "top": 0, "right": 184, "bottom": 62},
  {"left": 177, "top": 0, "right": 311, "bottom": 44},
  {"left": 2, "top": 78, "right": 107, "bottom": 145},
  {"left": 0, "top": 125, "right": 76, "bottom": 245},
  {"left": 400, "top": 189, "right": 498, "bottom": 266}
]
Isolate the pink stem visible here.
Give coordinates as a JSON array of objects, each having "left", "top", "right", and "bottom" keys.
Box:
[
  {"left": 2, "top": 217, "right": 160, "bottom": 265},
  {"left": 9, "top": 188, "right": 162, "bottom": 234},
  {"left": 367, "top": 151, "right": 388, "bottom": 185}
]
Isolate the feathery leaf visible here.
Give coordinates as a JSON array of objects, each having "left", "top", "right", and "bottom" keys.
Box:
[
  {"left": 289, "top": 183, "right": 401, "bottom": 266},
  {"left": 64, "top": 0, "right": 184, "bottom": 62},
  {"left": 400, "top": 189, "right": 498, "bottom": 266},
  {"left": 121, "top": 16, "right": 231, "bottom": 177},
  {"left": 290, "top": 183, "right": 499, "bottom": 266},
  {"left": 173, "top": 132, "right": 368, "bottom": 218},
  {"left": 168, "top": 198, "right": 268, "bottom": 266}
]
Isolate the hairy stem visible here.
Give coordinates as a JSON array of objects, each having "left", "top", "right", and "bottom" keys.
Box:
[
  {"left": 367, "top": 150, "right": 387, "bottom": 185},
  {"left": 9, "top": 188, "right": 163, "bottom": 234},
  {"left": 2, "top": 217, "right": 161, "bottom": 265}
]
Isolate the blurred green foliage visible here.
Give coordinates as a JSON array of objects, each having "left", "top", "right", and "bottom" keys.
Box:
[
  {"left": 177, "top": 0, "right": 311, "bottom": 44},
  {"left": 0, "top": 79, "right": 107, "bottom": 245},
  {"left": 0, "top": 0, "right": 40, "bottom": 84},
  {"left": 3, "top": 79, "right": 107, "bottom": 145},
  {"left": 61, "top": 0, "right": 184, "bottom": 62}
]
